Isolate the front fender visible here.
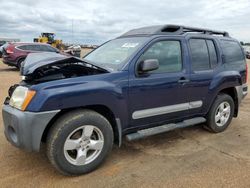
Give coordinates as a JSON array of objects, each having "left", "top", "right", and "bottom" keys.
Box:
[{"left": 27, "top": 72, "right": 129, "bottom": 127}]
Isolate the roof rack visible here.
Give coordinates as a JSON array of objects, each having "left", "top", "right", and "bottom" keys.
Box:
[
  {"left": 121, "top": 25, "right": 229, "bottom": 37},
  {"left": 177, "top": 25, "right": 229, "bottom": 37}
]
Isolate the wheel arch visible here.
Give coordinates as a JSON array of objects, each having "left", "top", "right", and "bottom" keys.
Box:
[
  {"left": 219, "top": 87, "right": 239, "bottom": 117},
  {"left": 208, "top": 87, "right": 239, "bottom": 117},
  {"left": 41, "top": 105, "right": 122, "bottom": 146},
  {"left": 16, "top": 56, "right": 26, "bottom": 68}
]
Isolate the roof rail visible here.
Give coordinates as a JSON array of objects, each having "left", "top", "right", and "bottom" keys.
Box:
[
  {"left": 176, "top": 25, "right": 229, "bottom": 37},
  {"left": 121, "top": 25, "right": 229, "bottom": 37}
]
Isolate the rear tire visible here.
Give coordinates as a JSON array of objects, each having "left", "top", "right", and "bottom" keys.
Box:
[
  {"left": 46, "top": 109, "right": 114, "bottom": 175},
  {"left": 205, "top": 94, "right": 234, "bottom": 133},
  {"left": 17, "top": 58, "right": 24, "bottom": 70}
]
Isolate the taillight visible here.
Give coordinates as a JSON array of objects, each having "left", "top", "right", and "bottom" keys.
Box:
[{"left": 6, "top": 46, "right": 14, "bottom": 54}]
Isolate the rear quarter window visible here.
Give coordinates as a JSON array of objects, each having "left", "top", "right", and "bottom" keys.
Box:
[{"left": 220, "top": 40, "right": 245, "bottom": 63}]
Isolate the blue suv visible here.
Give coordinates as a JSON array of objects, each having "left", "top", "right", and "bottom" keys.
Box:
[{"left": 2, "top": 25, "right": 248, "bottom": 175}]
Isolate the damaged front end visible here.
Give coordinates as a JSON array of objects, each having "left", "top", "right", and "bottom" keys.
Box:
[{"left": 21, "top": 52, "right": 109, "bottom": 84}]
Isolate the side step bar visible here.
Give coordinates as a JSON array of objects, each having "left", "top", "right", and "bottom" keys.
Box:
[{"left": 126, "top": 117, "right": 206, "bottom": 141}]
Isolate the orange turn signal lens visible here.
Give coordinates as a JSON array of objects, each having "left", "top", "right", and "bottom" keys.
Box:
[{"left": 21, "top": 90, "right": 36, "bottom": 111}]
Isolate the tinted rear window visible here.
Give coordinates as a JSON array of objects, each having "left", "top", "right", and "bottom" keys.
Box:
[
  {"left": 221, "top": 40, "right": 244, "bottom": 63},
  {"left": 189, "top": 39, "right": 210, "bottom": 71}
]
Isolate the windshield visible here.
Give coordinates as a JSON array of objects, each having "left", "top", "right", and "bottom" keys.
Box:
[{"left": 84, "top": 37, "right": 147, "bottom": 71}]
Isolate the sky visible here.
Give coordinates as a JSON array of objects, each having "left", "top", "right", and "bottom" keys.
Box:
[{"left": 0, "top": 0, "right": 250, "bottom": 45}]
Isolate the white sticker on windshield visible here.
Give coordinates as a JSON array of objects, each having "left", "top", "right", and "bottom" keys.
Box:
[{"left": 122, "top": 43, "right": 139, "bottom": 48}]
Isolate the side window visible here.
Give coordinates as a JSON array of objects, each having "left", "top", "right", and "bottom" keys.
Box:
[
  {"left": 206, "top": 40, "right": 218, "bottom": 68},
  {"left": 24, "top": 45, "right": 34, "bottom": 51},
  {"left": 39, "top": 45, "right": 50, "bottom": 51},
  {"left": 220, "top": 40, "right": 244, "bottom": 63},
  {"left": 47, "top": 46, "right": 58, "bottom": 52},
  {"left": 29, "top": 45, "right": 41, "bottom": 51},
  {"left": 139, "top": 40, "right": 182, "bottom": 73},
  {"left": 18, "top": 45, "right": 28, "bottom": 50},
  {"left": 189, "top": 39, "right": 210, "bottom": 71}
]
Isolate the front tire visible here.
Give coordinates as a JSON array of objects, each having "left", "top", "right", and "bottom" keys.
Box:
[
  {"left": 205, "top": 94, "right": 234, "bottom": 133},
  {"left": 46, "top": 109, "right": 114, "bottom": 175}
]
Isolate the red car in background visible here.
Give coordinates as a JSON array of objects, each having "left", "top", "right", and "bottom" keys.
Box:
[{"left": 2, "top": 42, "right": 60, "bottom": 69}]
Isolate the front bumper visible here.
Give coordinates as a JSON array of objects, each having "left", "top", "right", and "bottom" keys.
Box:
[{"left": 2, "top": 105, "right": 59, "bottom": 152}]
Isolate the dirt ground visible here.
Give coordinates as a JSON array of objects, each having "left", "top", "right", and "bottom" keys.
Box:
[
  {"left": 0, "top": 59, "right": 249, "bottom": 188},
  {"left": 81, "top": 47, "right": 93, "bottom": 57}
]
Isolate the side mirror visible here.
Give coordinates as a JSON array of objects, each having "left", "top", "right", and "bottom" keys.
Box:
[{"left": 138, "top": 59, "right": 159, "bottom": 73}]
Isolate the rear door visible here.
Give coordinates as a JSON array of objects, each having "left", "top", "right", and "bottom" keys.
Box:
[
  {"left": 187, "top": 37, "right": 219, "bottom": 116},
  {"left": 128, "top": 38, "right": 192, "bottom": 129}
]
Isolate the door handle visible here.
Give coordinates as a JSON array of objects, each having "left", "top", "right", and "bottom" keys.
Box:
[{"left": 178, "top": 77, "right": 190, "bottom": 84}]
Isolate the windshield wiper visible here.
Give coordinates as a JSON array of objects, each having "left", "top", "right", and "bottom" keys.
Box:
[{"left": 81, "top": 58, "right": 110, "bottom": 72}]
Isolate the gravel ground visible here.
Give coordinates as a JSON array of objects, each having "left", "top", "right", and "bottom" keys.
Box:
[{"left": 0, "top": 59, "right": 249, "bottom": 188}]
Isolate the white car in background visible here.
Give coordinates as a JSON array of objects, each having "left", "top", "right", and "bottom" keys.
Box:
[{"left": 243, "top": 46, "right": 250, "bottom": 59}]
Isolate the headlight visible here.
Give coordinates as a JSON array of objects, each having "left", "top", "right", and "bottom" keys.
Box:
[{"left": 9, "top": 86, "right": 36, "bottom": 111}]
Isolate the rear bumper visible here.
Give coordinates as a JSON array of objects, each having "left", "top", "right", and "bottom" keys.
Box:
[
  {"left": 242, "top": 84, "right": 248, "bottom": 98},
  {"left": 2, "top": 58, "right": 17, "bottom": 66},
  {"left": 236, "top": 84, "right": 248, "bottom": 104},
  {"left": 2, "top": 105, "right": 60, "bottom": 152}
]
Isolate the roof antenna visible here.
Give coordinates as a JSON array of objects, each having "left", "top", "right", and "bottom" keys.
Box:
[{"left": 71, "top": 19, "right": 74, "bottom": 44}]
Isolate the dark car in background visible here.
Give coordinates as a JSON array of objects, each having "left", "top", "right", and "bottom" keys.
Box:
[
  {"left": 0, "top": 42, "right": 8, "bottom": 58},
  {"left": 2, "top": 42, "right": 60, "bottom": 69},
  {"left": 246, "top": 50, "right": 250, "bottom": 59},
  {"left": 246, "top": 51, "right": 250, "bottom": 59}
]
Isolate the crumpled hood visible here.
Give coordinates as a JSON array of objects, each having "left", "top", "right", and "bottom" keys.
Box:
[
  {"left": 21, "top": 52, "right": 84, "bottom": 76},
  {"left": 21, "top": 52, "right": 108, "bottom": 77}
]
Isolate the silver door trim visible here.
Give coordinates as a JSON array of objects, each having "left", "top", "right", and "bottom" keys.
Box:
[{"left": 132, "top": 100, "right": 203, "bottom": 119}]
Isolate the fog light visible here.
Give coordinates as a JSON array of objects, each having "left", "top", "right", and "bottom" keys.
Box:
[{"left": 8, "top": 126, "right": 18, "bottom": 144}]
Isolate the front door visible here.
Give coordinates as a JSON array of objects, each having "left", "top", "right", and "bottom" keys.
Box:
[{"left": 128, "top": 38, "right": 192, "bottom": 129}]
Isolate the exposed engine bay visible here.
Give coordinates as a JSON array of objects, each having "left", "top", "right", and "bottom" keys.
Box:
[
  {"left": 21, "top": 52, "right": 108, "bottom": 84},
  {"left": 23, "top": 62, "right": 107, "bottom": 83}
]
